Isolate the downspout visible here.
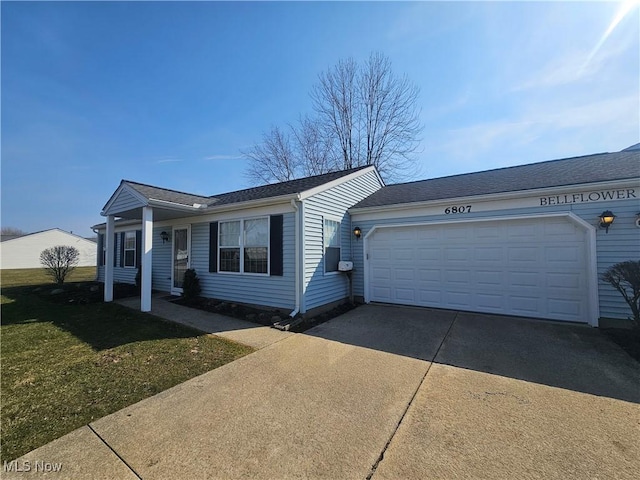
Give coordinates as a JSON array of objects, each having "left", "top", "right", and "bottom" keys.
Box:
[{"left": 289, "top": 199, "right": 301, "bottom": 318}]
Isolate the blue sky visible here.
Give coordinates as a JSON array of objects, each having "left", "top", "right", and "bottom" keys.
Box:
[{"left": 2, "top": 1, "right": 638, "bottom": 237}]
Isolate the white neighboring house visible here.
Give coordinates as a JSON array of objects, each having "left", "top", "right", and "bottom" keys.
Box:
[{"left": 0, "top": 228, "right": 97, "bottom": 269}]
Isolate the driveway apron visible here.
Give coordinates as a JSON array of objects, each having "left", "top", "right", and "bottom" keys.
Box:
[
  {"left": 372, "top": 312, "right": 640, "bottom": 480},
  {"left": 6, "top": 305, "right": 455, "bottom": 479}
]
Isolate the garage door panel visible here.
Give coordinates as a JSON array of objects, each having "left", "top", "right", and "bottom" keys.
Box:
[
  {"left": 368, "top": 217, "right": 589, "bottom": 323},
  {"left": 508, "top": 246, "right": 539, "bottom": 263},
  {"left": 444, "top": 226, "right": 470, "bottom": 240},
  {"left": 548, "top": 299, "right": 581, "bottom": 317},
  {"left": 418, "top": 268, "right": 441, "bottom": 282},
  {"left": 475, "top": 270, "right": 503, "bottom": 287},
  {"left": 394, "top": 248, "right": 414, "bottom": 261},
  {"left": 444, "top": 247, "right": 470, "bottom": 262},
  {"left": 371, "top": 247, "right": 391, "bottom": 261},
  {"left": 394, "top": 268, "right": 415, "bottom": 281},
  {"left": 507, "top": 223, "right": 538, "bottom": 239},
  {"left": 476, "top": 293, "right": 505, "bottom": 309},
  {"left": 445, "top": 270, "right": 471, "bottom": 285},
  {"left": 475, "top": 246, "right": 503, "bottom": 262},
  {"left": 547, "top": 272, "right": 580, "bottom": 289},
  {"left": 509, "top": 271, "right": 540, "bottom": 288},
  {"left": 474, "top": 224, "right": 501, "bottom": 239},
  {"left": 545, "top": 245, "right": 580, "bottom": 262},
  {"left": 509, "top": 298, "right": 542, "bottom": 316},
  {"left": 418, "top": 247, "right": 441, "bottom": 260},
  {"left": 420, "top": 290, "right": 442, "bottom": 303}
]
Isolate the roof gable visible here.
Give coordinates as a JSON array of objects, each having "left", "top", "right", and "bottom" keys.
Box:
[
  {"left": 352, "top": 150, "right": 640, "bottom": 209},
  {"left": 101, "top": 165, "right": 378, "bottom": 217}
]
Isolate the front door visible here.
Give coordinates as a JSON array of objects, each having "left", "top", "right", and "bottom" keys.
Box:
[{"left": 171, "top": 225, "right": 190, "bottom": 295}]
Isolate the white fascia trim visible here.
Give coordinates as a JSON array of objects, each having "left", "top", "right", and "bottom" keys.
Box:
[
  {"left": 147, "top": 198, "right": 207, "bottom": 212},
  {"left": 350, "top": 178, "right": 640, "bottom": 215},
  {"left": 363, "top": 212, "right": 600, "bottom": 327},
  {"left": 298, "top": 166, "right": 380, "bottom": 200},
  {"left": 92, "top": 218, "right": 144, "bottom": 231},
  {"left": 204, "top": 193, "right": 300, "bottom": 213},
  {"left": 101, "top": 183, "right": 149, "bottom": 216}
]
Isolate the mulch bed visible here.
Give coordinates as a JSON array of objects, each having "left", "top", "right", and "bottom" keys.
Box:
[
  {"left": 173, "top": 296, "right": 357, "bottom": 333},
  {"left": 601, "top": 327, "right": 640, "bottom": 363}
]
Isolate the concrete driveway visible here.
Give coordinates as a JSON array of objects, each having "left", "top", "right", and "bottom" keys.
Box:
[{"left": 6, "top": 304, "right": 639, "bottom": 479}]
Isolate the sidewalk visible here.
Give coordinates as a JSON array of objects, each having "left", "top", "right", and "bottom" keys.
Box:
[{"left": 115, "top": 294, "right": 294, "bottom": 349}]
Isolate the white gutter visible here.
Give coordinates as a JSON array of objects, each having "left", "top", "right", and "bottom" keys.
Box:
[{"left": 289, "top": 199, "right": 301, "bottom": 318}]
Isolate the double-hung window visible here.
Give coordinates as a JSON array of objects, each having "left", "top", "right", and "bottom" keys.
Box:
[
  {"left": 219, "top": 221, "right": 241, "bottom": 272},
  {"left": 124, "top": 231, "right": 136, "bottom": 267},
  {"left": 219, "top": 217, "right": 269, "bottom": 274},
  {"left": 324, "top": 218, "right": 341, "bottom": 273}
]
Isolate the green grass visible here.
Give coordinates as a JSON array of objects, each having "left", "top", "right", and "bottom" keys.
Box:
[
  {"left": 0, "top": 266, "right": 97, "bottom": 288},
  {"left": 0, "top": 276, "right": 255, "bottom": 461}
]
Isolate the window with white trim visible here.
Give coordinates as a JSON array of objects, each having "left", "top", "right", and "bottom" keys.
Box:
[
  {"left": 219, "top": 221, "right": 241, "bottom": 272},
  {"left": 124, "top": 231, "right": 136, "bottom": 267},
  {"left": 324, "top": 218, "right": 341, "bottom": 273},
  {"left": 219, "top": 217, "right": 269, "bottom": 274}
]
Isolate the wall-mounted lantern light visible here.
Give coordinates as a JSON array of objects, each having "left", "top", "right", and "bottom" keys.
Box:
[
  {"left": 635, "top": 213, "right": 640, "bottom": 229},
  {"left": 160, "top": 231, "right": 170, "bottom": 244},
  {"left": 353, "top": 226, "right": 362, "bottom": 239},
  {"left": 599, "top": 210, "right": 616, "bottom": 233}
]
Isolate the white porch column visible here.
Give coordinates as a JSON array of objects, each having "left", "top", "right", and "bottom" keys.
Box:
[
  {"left": 141, "top": 206, "right": 153, "bottom": 312},
  {"left": 104, "top": 215, "right": 114, "bottom": 302}
]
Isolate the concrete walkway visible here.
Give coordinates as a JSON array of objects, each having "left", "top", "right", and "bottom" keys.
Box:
[
  {"left": 5, "top": 304, "right": 639, "bottom": 479},
  {"left": 115, "top": 294, "right": 294, "bottom": 349}
]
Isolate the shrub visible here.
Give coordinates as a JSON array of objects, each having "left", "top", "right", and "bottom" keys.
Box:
[
  {"left": 602, "top": 260, "right": 640, "bottom": 328},
  {"left": 182, "top": 268, "right": 201, "bottom": 301},
  {"left": 40, "top": 245, "right": 80, "bottom": 284}
]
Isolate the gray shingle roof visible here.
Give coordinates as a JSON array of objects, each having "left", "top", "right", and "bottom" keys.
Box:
[
  {"left": 124, "top": 181, "right": 212, "bottom": 206},
  {"left": 351, "top": 150, "right": 640, "bottom": 209},
  {"left": 123, "top": 166, "right": 371, "bottom": 208}
]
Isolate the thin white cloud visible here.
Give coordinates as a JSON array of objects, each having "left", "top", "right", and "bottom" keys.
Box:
[
  {"left": 203, "top": 154, "right": 243, "bottom": 161},
  {"left": 426, "top": 93, "right": 638, "bottom": 169},
  {"left": 156, "top": 158, "right": 183, "bottom": 164}
]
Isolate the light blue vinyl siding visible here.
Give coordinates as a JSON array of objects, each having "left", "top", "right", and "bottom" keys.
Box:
[
  {"left": 96, "top": 214, "right": 295, "bottom": 308},
  {"left": 151, "top": 226, "right": 172, "bottom": 292},
  {"left": 352, "top": 195, "right": 640, "bottom": 321},
  {"left": 106, "top": 189, "right": 144, "bottom": 215},
  {"left": 189, "top": 213, "right": 296, "bottom": 310},
  {"left": 302, "top": 170, "right": 383, "bottom": 311},
  {"left": 96, "top": 232, "right": 137, "bottom": 284}
]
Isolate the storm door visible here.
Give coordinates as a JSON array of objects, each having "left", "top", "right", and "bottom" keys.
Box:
[{"left": 171, "top": 225, "right": 190, "bottom": 294}]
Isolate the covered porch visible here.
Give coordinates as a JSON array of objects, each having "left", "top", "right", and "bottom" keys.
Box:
[{"left": 101, "top": 180, "right": 211, "bottom": 311}]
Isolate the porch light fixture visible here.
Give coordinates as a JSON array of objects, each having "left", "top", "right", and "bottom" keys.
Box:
[
  {"left": 599, "top": 210, "right": 616, "bottom": 233},
  {"left": 353, "top": 226, "right": 362, "bottom": 239},
  {"left": 160, "top": 231, "right": 170, "bottom": 244}
]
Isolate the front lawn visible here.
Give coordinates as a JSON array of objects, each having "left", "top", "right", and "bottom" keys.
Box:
[
  {"left": 0, "top": 279, "right": 254, "bottom": 461},
  {"left": 0, "top": 266, "right": 97, "bottom": 287}
]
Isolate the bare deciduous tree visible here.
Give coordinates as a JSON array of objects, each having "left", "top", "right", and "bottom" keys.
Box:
[
  {"left": 243, "top": 126, "right": 299, "bottom": 184},
  {"left": 1, "top": 227, "right": 27, "bottom": 237},
  {"left": 311, "top": 57, "right": 360, "bottom": 169},
  {"left": 293, "top": 115, "right": 335, "bottom": 177},
  {"left": 40, "top": 245, "right": 80, "bottom": 285},
  {"left": 244, "top": 52, "right": 422, "bottom": 184}
]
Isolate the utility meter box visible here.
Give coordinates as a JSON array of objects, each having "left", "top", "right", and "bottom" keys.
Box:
[{"left": 338, "top": 261, "right": 353, "bottom": 272}]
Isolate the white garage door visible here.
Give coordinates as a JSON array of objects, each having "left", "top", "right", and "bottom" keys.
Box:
[{"left": 367, "top": 216, "right": 591, "bottom": 322}]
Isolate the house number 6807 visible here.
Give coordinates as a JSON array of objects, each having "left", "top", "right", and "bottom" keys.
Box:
[{"left": 444, "top": 205, "right": 472, "bottom": 214}]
